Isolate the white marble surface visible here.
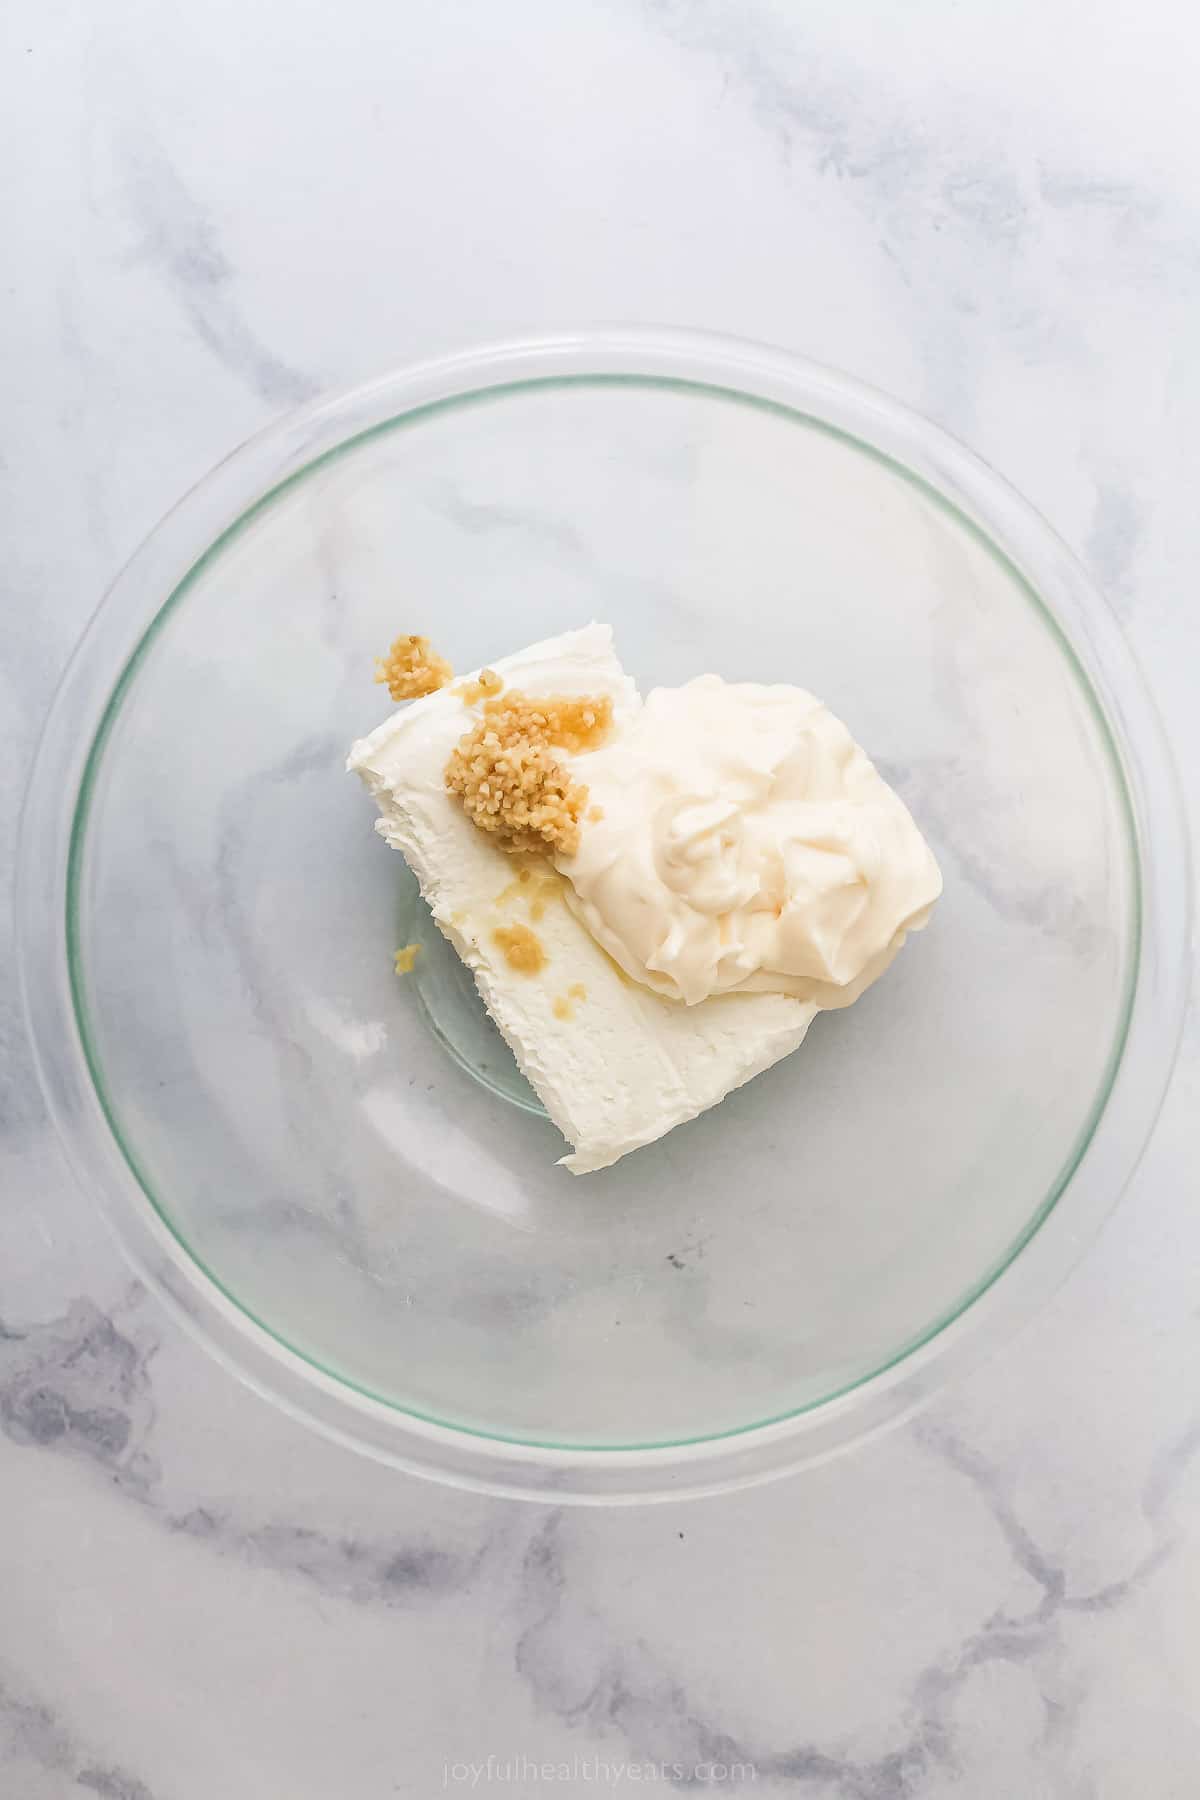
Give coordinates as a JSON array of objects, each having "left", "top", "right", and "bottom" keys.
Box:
[{"left": 3, "top": 1, "right": 1198, "bottom": 1793}]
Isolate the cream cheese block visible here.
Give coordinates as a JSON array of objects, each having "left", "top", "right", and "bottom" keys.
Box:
[{"left": 348, "top": 624, "right": 818, "bottom": 1173}]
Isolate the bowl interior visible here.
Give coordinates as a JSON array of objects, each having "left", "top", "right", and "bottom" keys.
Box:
[{"left": 72, "top": 376, "right": 1136, "bottom": 1448}]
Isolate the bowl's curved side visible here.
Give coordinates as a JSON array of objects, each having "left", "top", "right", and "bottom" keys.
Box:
[{"left": 17, "top": 329, "right": 1192, "bottom": 1502}]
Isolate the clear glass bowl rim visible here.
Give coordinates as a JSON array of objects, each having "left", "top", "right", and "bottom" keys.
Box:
[{"left": 17, "top": 327, "right": 1192, "bottom": 1504}]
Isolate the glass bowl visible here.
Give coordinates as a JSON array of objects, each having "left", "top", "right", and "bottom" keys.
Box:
[{"left": 18, "top": 330, "right": 1189, "bottom": 1502}]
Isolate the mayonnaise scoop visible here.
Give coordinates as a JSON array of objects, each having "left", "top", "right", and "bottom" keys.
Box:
[{"left": 558, "top": 675, "right": 942, "bottom": 1007}]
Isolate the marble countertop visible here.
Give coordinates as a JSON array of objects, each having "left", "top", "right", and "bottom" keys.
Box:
[{"left": 3, "top": 2, "right": 1198, "bottom": 1794}]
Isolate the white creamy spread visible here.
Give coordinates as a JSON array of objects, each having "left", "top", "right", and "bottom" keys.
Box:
[
  {"left": 348, "top": 626, "right": 818, "bottom": 1173},
  {"left": 558, "top": 676, "right": 942, "bottom": 1007}
]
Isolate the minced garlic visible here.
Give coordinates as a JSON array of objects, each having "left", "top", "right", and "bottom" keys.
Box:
[
  {"left": 492, "top": 923, "right": 547, "bottom": 975},
  {"left": 445, "top": 691, "right": 612, "bottom": 857},
  {"left": 375, "top": 634, "right": 453, "bottom": 701},
  {"left": 456, "top": 667, "right": 505, "bottom": 705}
]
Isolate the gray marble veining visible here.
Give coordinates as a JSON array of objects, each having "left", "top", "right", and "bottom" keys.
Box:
[
  {"left": 3, "top": 0, "right": 1198, "bottom": 1794},
  {"left": 120, "top": 135, "right": 321, "bottom": 409}
]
